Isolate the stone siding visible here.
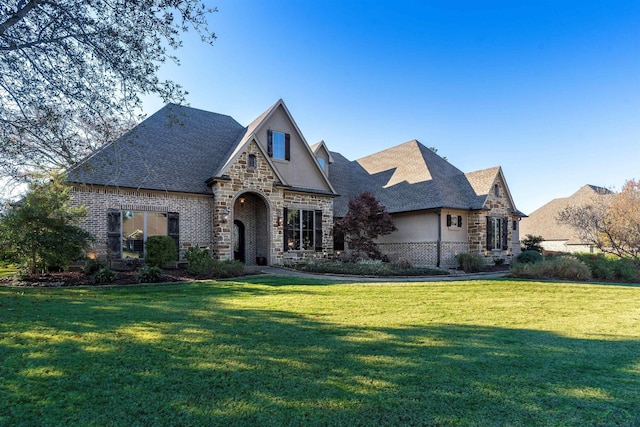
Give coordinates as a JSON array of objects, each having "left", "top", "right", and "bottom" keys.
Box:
[
  {"left": 467, "top": 176, "right": 519, "bottom": 263},
  {"left": 210, "top": 141, "right": 334, "bottom": 265}
]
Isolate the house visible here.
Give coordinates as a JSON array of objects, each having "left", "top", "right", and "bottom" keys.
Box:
[
  {"left": 519, "top": 185, "right": 613, "bottom": 253},
  {"left": 67, "top": 99, "right": 525, "bottom": 267}
]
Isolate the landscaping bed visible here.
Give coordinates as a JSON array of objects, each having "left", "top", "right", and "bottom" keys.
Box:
[{"left": 0, "top": 266, "right": 260, "bottom": 287}]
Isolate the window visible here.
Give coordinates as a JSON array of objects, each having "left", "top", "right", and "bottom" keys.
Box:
[
  {"left": 107, "top": 210, "right": 179, "bottom": 259},
  {"left": 284, "top": 208, "right": 322, "bottom": 251},
  {"left": 446, "top": 214, "right": 463, "bottom": 228},
  {"left": 486, "top": 216, "right": 508, "bottom": 251},
  {"left": 318, "top": 158, "right": 326, "bottom": 170},
  {"left": 494, "top": 184, "right": 500, "bottom": 196},
  {"left": 267, "top": 130, "right": 290, "bottom": 160},
  {"left": 248, "top": 154, "right": 257, "bottom": 169}
]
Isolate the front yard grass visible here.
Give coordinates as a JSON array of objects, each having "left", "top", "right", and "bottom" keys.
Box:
[{"left": 1, "top": 276, "right": 639, "bottom": 426}]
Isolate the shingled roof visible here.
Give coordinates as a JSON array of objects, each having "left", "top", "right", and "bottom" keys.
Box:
[
  {"left": 330, "top": 140, "right": 517, "bottom": 217},
  {"left": 67, "top": 104, "right": 246, "bottom": 194},
  {"left": 520, "top": 185, "right": 613, "bottom": 243}
]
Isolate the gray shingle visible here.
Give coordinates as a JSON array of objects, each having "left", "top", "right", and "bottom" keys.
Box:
[
  {"left": 67, "top": 104, "right": 246, "bottom": 194},
  {"left": 330, "top": 140, "right": 492, "bottom": 216}
]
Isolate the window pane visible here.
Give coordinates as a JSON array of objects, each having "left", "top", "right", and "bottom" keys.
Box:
[
  {"left": 493, "top": 218, "right": 502, "bottom": 250},
  {"left": 318, "top": 158, "right": 325, "bottom": 170},
  {"left": 147, "top": 212, "right": 167, "bottom": 237},
  {"left": 273, "top": 131, "right": 286, "bottom": 159},
  {"left": 122, "top": 211, "right": 144, "bottom": 258},
  {"left": 302, "top": 210, "right": 314, "bottom": 250},
  {"left": 286, "top": 209, "right": 300, "bottom": 250}
]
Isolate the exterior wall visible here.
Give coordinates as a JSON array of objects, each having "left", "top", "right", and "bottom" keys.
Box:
[
  {"left": 70, "top": 185, "right": 214, "bottom": 258},
  {"left": 313, "top": 143, "right": 331, "bottom": 176},
  {"left": 255, "top": 106, "right": 330, "bottom": 191},
  {"left": 376, "top": 212, "right": 439, "bottom": 243},
  {"left": 541, "top": 240, "right": 596, "bottom": 254},
  {"left": 468, "top": 175, "right": 520, "bottom": 264},
  {"left": 374, "top": 210, "right": 469, "bottom": 268},
  {"left": 281, "top": 191, "right": 334, "bottom": 264},
  {"left": 211, "top": 140, "right": 333, "bottom": 265}
]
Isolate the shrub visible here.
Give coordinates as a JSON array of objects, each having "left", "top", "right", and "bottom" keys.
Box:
[
  {"left": 516, "top": 250, "right": 543, "bottom": 264},
  {"left": 137, "top": 265, "right": 164, "bottom": 283},
  {"left": 552, "top": 257, "right": 592, "bottom": 281},
  {"left": 510, "top": 257, "right": 591, "bottom": 281},
  {"left": 211, "top": 260, "right": 245, "bottom": 278},
  {"left": 296, "top": 260, "right": 448, "bottom": 277},
  {"left": 613, "top": 258, "right": 639, "bottom": 282},
  {"left": 575, "top": 253, "right": 639, "bottom": 283},
  {"left": 93, "top": 267, "right": 116, "bottom": 284},
  {"left": 145, "top": 236, "right": 177, "bottom": 268},
  {"left": 494, "top": 257, "right": 505, "bottom": 266},
  {"left": 520, "top": 234, "right": 544, "bottom": 252},
  {"left": 83, "top": 258, "right": 106, "bottom": 275},
  {"left": 456, "top": 253, "right": 484, "bottom": 273},
  {"left": 185, "top": 247, "right": 215, "bottom": 275}
]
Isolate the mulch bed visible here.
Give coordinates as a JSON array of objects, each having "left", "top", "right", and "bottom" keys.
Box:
[{"left": 0, "top": 267, "right": 260, "bottom": 288}]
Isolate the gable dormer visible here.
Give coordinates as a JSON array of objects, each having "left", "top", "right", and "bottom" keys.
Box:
[{"left": 310, "top": 140, "right": 333, "bottom": 177}]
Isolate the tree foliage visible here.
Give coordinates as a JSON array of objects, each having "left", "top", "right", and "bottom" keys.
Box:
[
  {"left": 336, "top": 191, "right": 396, "bottom": 260},
  {"left": 0, "top": 0, "right": 217, "bottom": 182},
  {"left": 557, "top": 179, "right": 640, "bottom": 263},
  {"left": 520, "top": 234, "right": 544, "bottom": 253},
  {"left": 0, "top": 172, "right": 92, "bottom": 274}
]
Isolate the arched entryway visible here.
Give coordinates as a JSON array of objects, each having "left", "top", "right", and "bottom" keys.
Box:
[{"left": 232, "top": 192, "right": 270, "bottom": 265}]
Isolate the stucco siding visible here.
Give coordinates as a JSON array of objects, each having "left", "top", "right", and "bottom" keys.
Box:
[
  {"left": 256, "top": 106, "right": 330, "bottom": 191},
  {"left": 376, "top": 211, "right": 439, "bottom": 243}
]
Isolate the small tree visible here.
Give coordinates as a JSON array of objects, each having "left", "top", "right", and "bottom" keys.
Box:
[
  {"left": 336, "top": 192, "right": 396, "bottom": 260},
  {"left": 521, "top": 234, "right": 544, "bottom": 253},
  {"left": 557, "top": 179, "right": 640, "bottom": 263},
  {"left": 0, "top": 173, "right": 92, "bottom": 274}
]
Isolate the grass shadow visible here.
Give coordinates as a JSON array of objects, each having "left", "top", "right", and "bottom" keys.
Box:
[{"left": 1, "top": 283, "right": 638, "bottom": 426}]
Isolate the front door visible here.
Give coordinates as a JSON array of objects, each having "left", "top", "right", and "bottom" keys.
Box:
[{"left": 233, "top": 220, "right": 245, "bottom": 262}]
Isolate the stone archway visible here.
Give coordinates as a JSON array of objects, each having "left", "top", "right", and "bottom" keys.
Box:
[{"left": 232, "top": 192, "right": 270, "bottom": 265}]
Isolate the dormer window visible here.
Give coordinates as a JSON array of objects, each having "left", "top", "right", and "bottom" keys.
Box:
[
  {"left": 318, "top": 158, "right": 326, "bottom": 170},
  {"left": 267, "top": 130, "right": 290, "bottom": 160},
  {"left": 248, "top": 154, "right": 257, "bottom": 169}
]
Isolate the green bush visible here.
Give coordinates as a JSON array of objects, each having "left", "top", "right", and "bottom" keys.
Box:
[
  {"left": 83, "top": 258, "right": 106, "bottom": 275},
  {"left": 93, "top": 267, "right": 116, "bottom": 284},
  {"left": 183, "top": 248, "right": 244, "bottom": 278},
  {"left": 516, "top": 250, "right": 543, "bottom": 264},
  {"left": 145, "top": 236, "right": 177, "bottom": 268},
  {"left": 575, "top": 254, "right": 639, "bottom": 283},
  {"left": 520, "top": 234, "right": 544, "bottom": 253},
  {"left": 456, "top": 253, "right": 484, "bottom": 273},
  {"left": 510, "top": 257, "right": 591, "bottom": 281},
  {"left": 211, "top": 260, "right": 245, "bottom": 278},
  {"left": 297, "top": 260, "right": 449, "bottom": 277},
  {"left": 137, "top": 265, "right": 164, "bottom": 283},
  {"left": 185, "top": 247, "right": 215, "bottom": 275},
  {"left": 613, "top": 258, "right": 639, "bottom": 282}
]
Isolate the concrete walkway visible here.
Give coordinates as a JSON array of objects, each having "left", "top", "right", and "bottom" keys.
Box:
[{"left": 253, "top": 265, "right": 509, "bottom": 282}]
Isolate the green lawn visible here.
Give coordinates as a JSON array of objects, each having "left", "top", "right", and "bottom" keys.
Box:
[{"left": 1, "top": 276, "right": 639, "bottom": 426}]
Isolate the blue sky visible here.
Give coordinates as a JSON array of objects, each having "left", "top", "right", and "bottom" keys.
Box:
[{"left": 144, "top": 0, "right": 639, "bottom": 215}]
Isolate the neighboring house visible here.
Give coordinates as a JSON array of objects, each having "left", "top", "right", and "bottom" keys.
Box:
[
  {"left": 519, "top": 185, "right": 613, "bottom": 254},
  {"left": 68, "top": 99, "right": 525, "bottom": 267}
]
